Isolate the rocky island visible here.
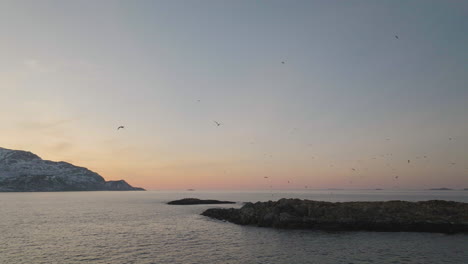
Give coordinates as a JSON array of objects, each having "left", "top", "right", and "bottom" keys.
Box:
[
  {"left": 202, "top": 198, "right": 468, "bottom": 233},
  {"left": 168, "top": 198, "right": 236, "bottom": 205},
  {"left": 0, "top": 147, "right": 144, "bottom": 192}
]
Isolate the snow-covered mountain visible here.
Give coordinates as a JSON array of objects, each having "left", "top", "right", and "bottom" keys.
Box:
[{"left": 0, "top": 147, "right": 144, "bottom": 192}]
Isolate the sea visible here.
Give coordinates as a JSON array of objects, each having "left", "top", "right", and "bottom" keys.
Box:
[{"left": 0, "top": 190, "right": 467, "bottom": 264}]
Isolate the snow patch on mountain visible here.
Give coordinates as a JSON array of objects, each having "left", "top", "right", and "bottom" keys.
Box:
[{"left": 0, "top": 147, "right": 144, "bottom": 192}]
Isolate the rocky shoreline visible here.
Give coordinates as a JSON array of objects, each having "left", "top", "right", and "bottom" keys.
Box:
[
  {"left": 202, "top": 199, "right": 468, "bottom": 233},
  {"left": 168, "top": 198, "right": 236, "bottom": 205}
]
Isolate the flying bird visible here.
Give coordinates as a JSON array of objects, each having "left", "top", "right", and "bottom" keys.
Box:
[
  {"left": 117, "top": 126, "right": 125, "bottom": 130},
  {"left": 281, "top": 61, "right": 285, "bottom": 64},
  {"left": 264, "top": 176, "right": 269, "bottom": 179},
  {"left": 395, "top": 176, "right": 399, "bottom": 179},
  {"left": 213, "top": 121, "right": 222, "bottom": 127},
  {"left": 395, "top": 35, "right": 399, "bottom": 39}
]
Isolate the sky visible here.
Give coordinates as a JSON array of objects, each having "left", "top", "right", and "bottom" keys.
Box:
[{"left": 0, "top": 0, "right": 467, "bottom": 190}]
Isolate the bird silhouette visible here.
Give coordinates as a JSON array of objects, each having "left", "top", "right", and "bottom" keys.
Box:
[
  {"left": 213, "top": 121, "right": 221, "bottom": 127},
  {"left": 408, "top": 160, "right": 410, "bottom": 163},
  {"left": 281, "top": 61, "right": 285, "bottom": 64},
  {"left": 395, "top": 35, "right": 399, "bottom": 39},
  {"left": 117, "top": 126, "right": 125, "bottom": 130}
]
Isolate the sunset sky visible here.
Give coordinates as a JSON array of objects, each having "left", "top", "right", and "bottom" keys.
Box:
[{"left": 1, "top": 0, "right": 467, "bottom": 190}]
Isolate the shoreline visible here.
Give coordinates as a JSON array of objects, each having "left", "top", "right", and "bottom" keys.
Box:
[{"left": 202, "top": 198, "right": 468, "bottom": 234}]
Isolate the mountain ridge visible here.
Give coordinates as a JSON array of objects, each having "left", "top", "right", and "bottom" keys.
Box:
[{"left": 0, "top": 147, "right": 144, "bottom": 192}]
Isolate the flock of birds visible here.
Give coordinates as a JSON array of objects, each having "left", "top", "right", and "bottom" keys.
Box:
[{"left": 113, "top": 33, "right": 465, "bottom": 189}]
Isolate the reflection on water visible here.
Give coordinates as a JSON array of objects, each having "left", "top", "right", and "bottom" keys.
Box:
[{"left": 0, "top": 190, "right": 467, "bottom": 264}]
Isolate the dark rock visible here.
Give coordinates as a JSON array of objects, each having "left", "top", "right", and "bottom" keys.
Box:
[
  {"left": 104, "top": 180, "right": 145, "bottom": 191},
  {"left": 202, "top": 198, "right": 468, "bottom": 233},
  {"left": 168, "top": 198, "right": 236, "bottom": 205}
]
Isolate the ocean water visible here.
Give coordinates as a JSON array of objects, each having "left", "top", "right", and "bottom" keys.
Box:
[{"left": 0, "top": 190, "right": 467, "bottom": 264}]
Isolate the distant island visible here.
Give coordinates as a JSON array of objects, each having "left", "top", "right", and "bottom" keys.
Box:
[
  {"left": 428, "top": 188, "right": 453, "bottom": 191},
  {"left": 168, "top": 198, "right": 236, "bottom": 205},
  {"left": 0, "top": 147, "right": 144, "bottom": 192},
  {"left": 202, "top": 199, "right": 468, "bottom": 233}
]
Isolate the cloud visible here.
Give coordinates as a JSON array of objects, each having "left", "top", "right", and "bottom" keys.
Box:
[
  {"left": 23, "top": 59, "right": 56, "bottom": 73},
  {"left": 19, "top": 118, "right": 78, "bottom": 130},
  {"left": 50, "top": 141, "right": 73, "bottom": 153},
  {"left": 24, "top": 59, "right": 40, "bottom": 69}
]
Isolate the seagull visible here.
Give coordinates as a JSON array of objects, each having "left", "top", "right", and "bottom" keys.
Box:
[
  {"left": 117, "top": 126, "right": 125, "bottom": 130},
  {"left": 213, "top": 121, "right": 221, "bottom": 127}
]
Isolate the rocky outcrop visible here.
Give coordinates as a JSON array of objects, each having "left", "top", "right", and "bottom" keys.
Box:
[
  {"left": 202, "top": 198, "right": 468, "bottom": 233},
  {"left": 104, "top": 180, "right": 145, "bottom": 191},
  {"left": 168, "top": 198, "right": 236, "bottom": 205},
  {"left": 0, "top": 147, "right": 144, "bottom": 192}
]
